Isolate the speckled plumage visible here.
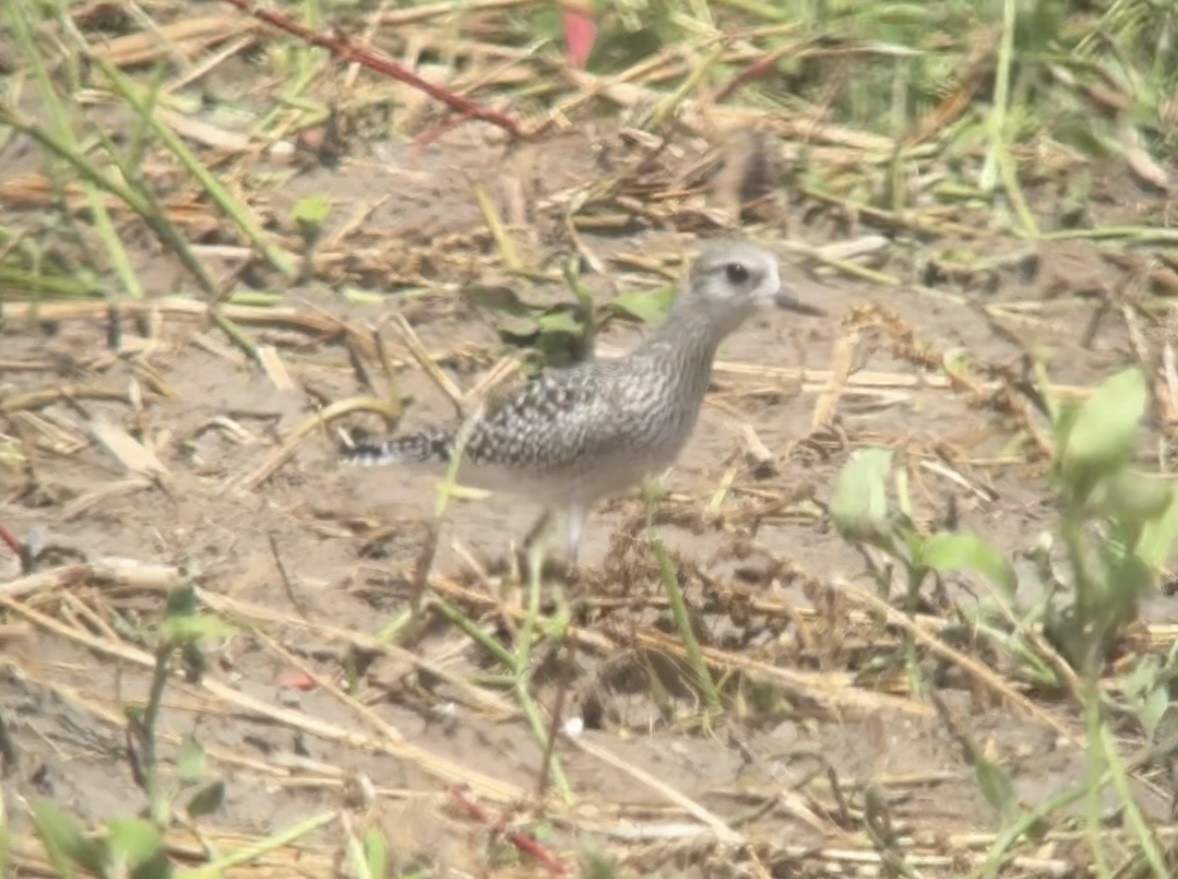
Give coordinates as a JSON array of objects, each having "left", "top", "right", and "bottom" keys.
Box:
[{"left": 347, "top": 240, "right": 822, "bottom": 563}]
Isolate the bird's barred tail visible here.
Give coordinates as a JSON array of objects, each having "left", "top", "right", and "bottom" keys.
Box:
[{"left": 343, "top": 429, "right": 454, "bottom": 467}]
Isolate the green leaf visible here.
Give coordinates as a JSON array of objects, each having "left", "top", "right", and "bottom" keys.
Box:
[
  {"left": 1121, "top": 657, "right": 1169, "bottom": 741},
  {"left": 1086, "top": 470, "right": 1174, "bottom": 523},
  {"left": 177, "top": 734, "right": 206, "bottom": 784},
  {"left": 1050, "top": 397, "right": 1081, "bottom": 450},
  {"left": 30, "top": 797, "right": 104, "bottom": 876},
  {"left": 919, "top": 532, "right": 1017, "bottom": 599},
  {"left": 973, "top": 751, "right": 1019, "bottom": 824},
  {"left": 1102, "top": 530, "right": 1153, "bottom": 624},
  {"left": 106, "top": 818, "right": 166, "bottom": 873},
  {"left": 494, "top": 314, "right": 544, "bottom": 340},
  {"left": 831, "top": 448, "right": 895, "bottom": 551},
  {"left": 132, "top": 855, "right": 175, "bottom": 879},
  {"left": 1139, "top": 489, "right": 1178, "bottom": 570},
  {"left": 363, "top": 827, "right": 389, "bottom": 879},
  {"left": 608, "top": 284, "right": 675, "bottom": 326},
  {"left": 185, "top": 780, "right": 226, "bottom": 819},
  {"left": 291, "top": 194, "right": 331, "bottom": 229},
  {"left": 941, "top": 348, "right": 975, "bottom": 384},
  {"left": 161, "top": 613, "right": 235, "bottom": 648},
  {"left": 462, "top": 287, "right": 585, "bottom": 352},
  {"left": 460, "top": 284, "right": 533, "bottom": 318},
  {"left": 1058, "top": 368, "right": 1147, "bottom": 485},
  {"left": 535, "top": 309, "right": 583, "bottom": 335}
]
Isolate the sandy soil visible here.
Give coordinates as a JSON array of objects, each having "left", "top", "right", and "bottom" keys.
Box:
[{"left": 2, "top": 103, "right": 1176, "bottom": 876}]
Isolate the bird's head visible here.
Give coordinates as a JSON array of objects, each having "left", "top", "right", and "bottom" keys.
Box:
[{"left": 679, "top": 240, "right": 823, "bottom": 338}]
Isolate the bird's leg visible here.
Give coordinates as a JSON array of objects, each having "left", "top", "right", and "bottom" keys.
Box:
[
  {"left": 517, "top": 505, "right": 584, "bottom": 583},
  {"left": 523, "top": 509, "right": 554, "bottom": 554},
  {"left": 518, "top": 508, "right": 554, "bottom": 586},
  {"left": 565, "top": 503, "right": 587, "bottom": 569}
]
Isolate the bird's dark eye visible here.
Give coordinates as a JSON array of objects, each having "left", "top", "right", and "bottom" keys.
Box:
[{"left": 725, "top": 262, "right": 749, "bottom": 285}]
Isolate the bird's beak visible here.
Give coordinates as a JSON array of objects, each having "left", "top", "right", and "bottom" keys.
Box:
[{"left": 774, "top": 287, "right": 825, "bottom": 317}]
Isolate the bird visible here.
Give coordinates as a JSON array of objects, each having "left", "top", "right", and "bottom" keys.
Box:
[{"left": 345, "top": 239, "right": 823, "bottom": 566}]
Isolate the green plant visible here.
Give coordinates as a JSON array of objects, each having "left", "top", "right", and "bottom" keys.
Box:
[
  {"left": 26, "top": 582, "right": 232, "bottom": 879},
  {"left": 1044, "top": 367, "right": 1178, "bottom": 673},
  {"left": 833, "top": 366, "right": 1178, "bottom": 678},
  {"left": 292, "top": 194, "right": 332, "bottom": 283},
  {"left": 125, "top": 583, "right": 233, "bottom": 826},
  {"left": 833, "top": 365, "right": 1178, "bottom": 878},
  {"left": 31, "top": 803, "right": 171, "bottom": 879},
  {"left": 832, "top": 446, "right": 1016, "bottom": 611}
]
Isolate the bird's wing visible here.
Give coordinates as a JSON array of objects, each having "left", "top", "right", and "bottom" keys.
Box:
[{"left": 460, "top": 359, "right": 641, "bottom": 471}]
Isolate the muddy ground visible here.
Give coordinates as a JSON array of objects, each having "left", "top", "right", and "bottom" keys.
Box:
[{"left": 2, "top": 109, "right": 1177, "bottom": 875}]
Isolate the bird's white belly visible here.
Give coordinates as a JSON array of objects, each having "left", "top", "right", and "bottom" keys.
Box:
[{"left": 455, "top": 443, "right": 679, "bottom": 507}]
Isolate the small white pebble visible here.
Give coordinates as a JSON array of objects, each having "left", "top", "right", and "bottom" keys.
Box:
[
  {"left": 268, "top": 140, "right": 296, "bottom": 162},
  {"left": 563, "top": 716, "right": 584, "bottom": 738},
  {"left": 355, "top": 773, "right": 377, "bottom": 806},
  {"left": 25, "top": 525, "right": 47, "bottom": 559}
]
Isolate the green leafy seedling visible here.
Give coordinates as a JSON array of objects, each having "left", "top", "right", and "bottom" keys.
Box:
[
  {"left": 31, "top": 801, "right": 173, "bottom": 878},
  {"left": 362, "top": 827, "right": 390, "bottom": 879},
  {"left": 292, "top": 194, "right": 331, "bottom": 243},
  {"left": 178, "top": 733, "right": 225, "bottom": 819},
  {"left": 606, "top": 283, "right": 675, "bottom": 327},
  {"left": 1045, "top": 367, "right": 1178, "bottom": 670},
  {"left": 292, "top": 194, "right": 331, "bottom": 281},
  {"left": 1054, "top": 367, "right": 1147, "bottom": 501},
  {"left": 1120, "top": 656, "right": 1172, "bottom": 743},
  {"left": 105, "top": 819, "right": 170, "bottom": 879},
  {"left": 831, "top": 447, "right": 897, "bottom": 553},
  {"left": 831, "top": 446, "right": 1022, "bottom": 693},
  {"left": 461, "top": 284, "right": 588, "bottom": 367},
  {"left": 31, "top": 797, "right": 105, "bottom": 878},
  {"left": 128, "top": 583, "right": 235, "bottom": 825},
  {"left": 918, "top": 532, "right": 1017, "bottom": 601}
]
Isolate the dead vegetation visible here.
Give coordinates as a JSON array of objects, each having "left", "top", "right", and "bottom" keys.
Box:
[{"left": 2, "top": 1, "right": 1178, "bottom": 877}]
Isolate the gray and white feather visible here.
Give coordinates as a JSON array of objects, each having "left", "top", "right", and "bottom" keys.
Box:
[{"left": 347, "top": 240, "right": 822, "bottom": 563}]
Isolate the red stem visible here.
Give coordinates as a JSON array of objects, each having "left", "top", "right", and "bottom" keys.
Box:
[
  {"left": 448, "top": 788, "right": 568, "bottom": 876},
  {"left": 0, "top": 522, "right": 23, "bottom": 563}
]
